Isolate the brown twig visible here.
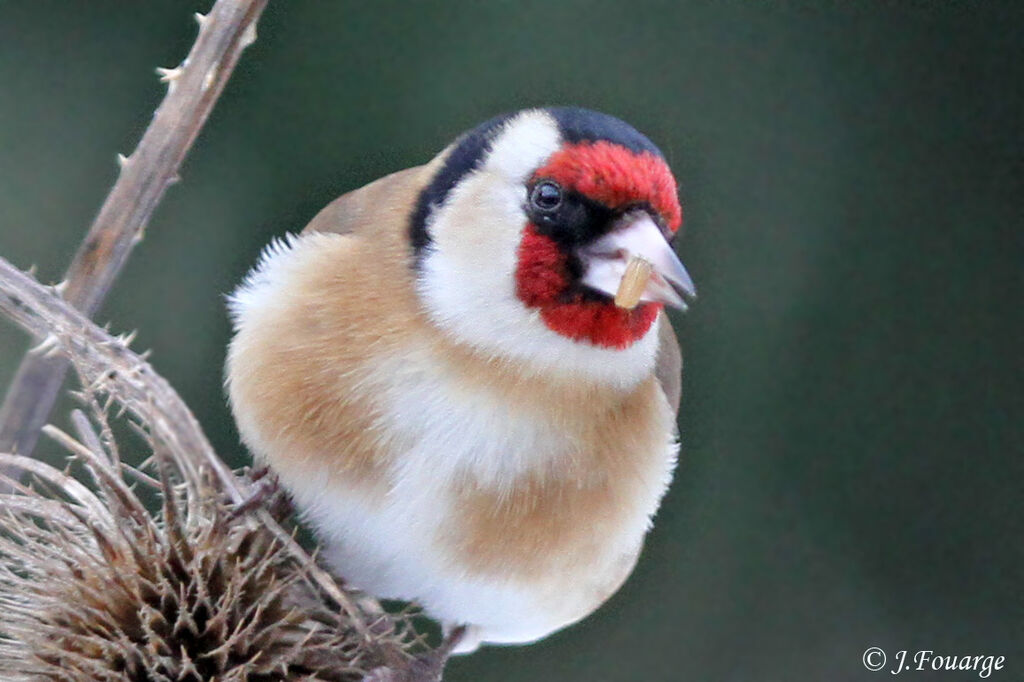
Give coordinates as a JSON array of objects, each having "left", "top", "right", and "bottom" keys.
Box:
[{"left": 0, "top": 0, "right": 268, "bottom": 468}]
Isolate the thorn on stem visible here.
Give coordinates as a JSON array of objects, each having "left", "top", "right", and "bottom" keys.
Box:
[
  {"left": 156, "top": 66, "right": 183, "bottom": 94},
  {"left": 193, "top": 12, "right": 207, "bottom": 27},
  {"left": 29, "top": 334, "right": 61, "bottom": 358},
  {"left": 117, "top": 153, "right": 130, "bottom": 169},
  {"left": 240, "top": 22, "right": 257, "bottom": 49},
  {"left": 155, "top": 66, "right": 183, "bottom": 83}
]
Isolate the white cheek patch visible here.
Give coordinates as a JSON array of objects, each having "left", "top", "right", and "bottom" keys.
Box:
[
  {"left": 430, "top": 171, "right": 525, "bottom": 286},
  {"left": 424, "top": 108, "right": 562, "bottom": 274}
]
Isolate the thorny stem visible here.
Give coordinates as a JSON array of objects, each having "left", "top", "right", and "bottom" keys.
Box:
[{"left": 0, "top": 0, "right": 267, "bottom": 471}]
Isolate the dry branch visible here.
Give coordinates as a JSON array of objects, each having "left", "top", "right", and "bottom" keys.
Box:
[{"left": 0, "top": 0, "right": 268, "bottom": 466}]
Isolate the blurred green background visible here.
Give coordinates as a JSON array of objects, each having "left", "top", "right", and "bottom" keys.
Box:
[{"left": 1, "top": 2, "right": 1021, "bottom": 680}]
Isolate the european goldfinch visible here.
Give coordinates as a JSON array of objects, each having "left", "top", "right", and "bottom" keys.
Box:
[{"left": 225, "top": 107, "right": 696, "bottom": 653}]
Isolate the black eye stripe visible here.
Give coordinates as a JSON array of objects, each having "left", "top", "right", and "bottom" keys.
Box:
[{"left": 526, "top": 187, "right": 615, "bottom": 247}]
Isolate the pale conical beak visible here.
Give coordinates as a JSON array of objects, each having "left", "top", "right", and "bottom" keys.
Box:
[{"left": 579, "top": 212, "right": 697, "bottom": 310}]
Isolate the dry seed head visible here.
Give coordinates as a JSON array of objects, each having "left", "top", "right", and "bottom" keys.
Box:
[{"left": 0, "top": 427, "right": 418, "bottom": 681}]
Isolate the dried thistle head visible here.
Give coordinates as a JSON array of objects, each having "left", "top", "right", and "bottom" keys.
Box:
[
  {"left": 0, "top": 412, "right": 419, "bottom": 682},
  {"left": 0, "top": 260, "right": 443, "bottom": 681}
]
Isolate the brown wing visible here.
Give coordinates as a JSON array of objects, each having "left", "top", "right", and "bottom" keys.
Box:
[
  {"left": 302, "top": 165, "right": 430, "bottom": 238},
  {"left": 655, "top": 314, "right": 682, "bottom": 417}
]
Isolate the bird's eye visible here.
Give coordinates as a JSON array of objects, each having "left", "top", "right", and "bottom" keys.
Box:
[{"left": 530, "top": 181, "right": 562, "bottom": 212}]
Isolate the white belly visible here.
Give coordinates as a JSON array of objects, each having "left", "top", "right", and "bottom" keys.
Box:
[{"left": 283, "top": 348, "right": 674, "bottom": 647}]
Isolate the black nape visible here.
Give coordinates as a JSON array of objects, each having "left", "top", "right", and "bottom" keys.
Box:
[{"left": 408, "top": 112, "right": 516, "bottom": 261}]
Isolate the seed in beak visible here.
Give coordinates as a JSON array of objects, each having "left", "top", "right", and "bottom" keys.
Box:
[{"left": 614, "top": 255, "right": 654, "bottom": 310}]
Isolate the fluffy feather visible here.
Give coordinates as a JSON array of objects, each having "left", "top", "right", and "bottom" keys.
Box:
[{"left": 225, "top": 107, "right": 688, "bottom": 652}]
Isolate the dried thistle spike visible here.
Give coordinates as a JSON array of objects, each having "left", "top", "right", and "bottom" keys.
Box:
[
  {"left": 28, "top": 333, "right": 61, "bottom": 358},
  {"left": 117, "top": 330, "right": 138, "bottom": 347},
  {"left": 614, "top": 255, "right": 653, "bottom": 309}
]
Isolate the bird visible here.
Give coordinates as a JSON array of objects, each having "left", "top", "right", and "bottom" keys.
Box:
[{"left": 225, "top": 106, "right": 696, "bottom": 654}]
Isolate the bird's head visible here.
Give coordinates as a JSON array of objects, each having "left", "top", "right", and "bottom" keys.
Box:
[{"left": 412, "top": 107, "right": 695, "bottom": 383}]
